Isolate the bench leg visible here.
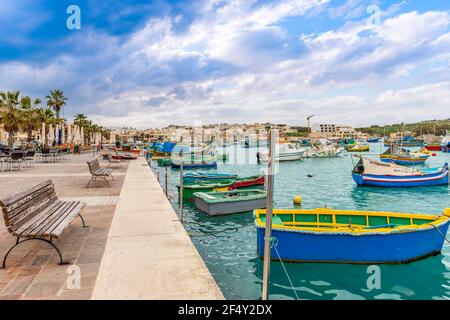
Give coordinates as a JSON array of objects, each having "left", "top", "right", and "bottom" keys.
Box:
[
  {"left": 78, "top": 213, "right": 89, "bottom": 228},
  {"left": 2, "top": 237, "right": 66, "bottom": 268},
  {"left": 86, "top": 176, "right": 96, "bottom": 188}
]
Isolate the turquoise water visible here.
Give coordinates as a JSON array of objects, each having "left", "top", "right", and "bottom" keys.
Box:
[{"left": 150, "top": 144, "right": 450, "bottom": 300}]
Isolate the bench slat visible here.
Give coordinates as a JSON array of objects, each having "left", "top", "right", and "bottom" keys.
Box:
[
  {"left": 49, "top": 202, "right": 86, "bottom": 238},
  {"left": 8, "top": 194, "right": 58, "bottom": 233},
  {"left": 23, "top": 201, "right": 77, "bottom": 237},
  {"left": 14, "top": 200, "right": 69, "bottom": 236},
  {"left": 1, "top": 180, "right": 53, "bottom": 207},
  {"left": 7, "top": 187, "right": 56, "bottom": 222}
]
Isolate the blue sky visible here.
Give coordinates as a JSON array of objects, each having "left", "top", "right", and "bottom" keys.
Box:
[{"left": 1, "top": 0, "right": 450, "bottom": 128}]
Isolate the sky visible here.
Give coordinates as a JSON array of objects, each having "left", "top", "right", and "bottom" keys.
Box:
[{"left": 0, "top": 0, "right": 450, "bottom": 129}]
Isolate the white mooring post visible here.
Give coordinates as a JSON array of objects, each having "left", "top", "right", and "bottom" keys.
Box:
[{"left": 262, "top": 129, "right": 276, "bottom": 300}]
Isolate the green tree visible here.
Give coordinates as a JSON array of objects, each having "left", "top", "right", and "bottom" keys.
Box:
[
  {"left": 46, "top": 89, "right": 67, "bottom": 120},
  {"left": 0, "top": 91, "right": 24, "bottom": 147},
  {"left": 73, "top": 113, "right": 88, "bottom": 127},
  {"left": 20, "top": 95, "right": 42, "bottom": 142}
]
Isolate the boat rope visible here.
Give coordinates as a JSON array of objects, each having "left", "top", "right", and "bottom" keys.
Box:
[
  {"left": 270, "top": 237, "right": 299, "bottom": 300},
  {"left": 429, "top": 223, "right": 450, "bottom": 244}
]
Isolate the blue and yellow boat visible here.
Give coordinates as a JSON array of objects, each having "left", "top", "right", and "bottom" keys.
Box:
[
  {"left": 380, "top": 146, "right": 429, "bottom": 165},
  {"left": 255, "top": 208, "right": 450, "bottom": 264}
]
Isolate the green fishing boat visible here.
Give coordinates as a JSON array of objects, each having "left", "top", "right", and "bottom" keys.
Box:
[
  {"left": 177, "top": 181, "right": 235, "bottom": 201},
  {"left": 157, "top": 158, "right": 172, "bottom": 166},
  {"left": 194, "top": 189, "right": 267, "bottom": 216}
]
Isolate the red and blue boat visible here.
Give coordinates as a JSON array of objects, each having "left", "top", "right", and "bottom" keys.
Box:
[
  {"left": 255, "top": 208, "right": 450, "bottom": 264},
  {"left": 352, "top": 157, "right": 448, "bottom": 187}
]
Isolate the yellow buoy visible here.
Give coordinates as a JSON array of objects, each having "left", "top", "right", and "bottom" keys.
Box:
[{"left": 293, "top": 195, "right": 302, "bottom": 205}]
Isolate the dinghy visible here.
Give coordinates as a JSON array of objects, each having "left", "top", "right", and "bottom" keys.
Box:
[
  {"left": 348, "top": 144, "right": 370, "bottom": 152},
  {"left": 194, "top": 189, "right": 267, "bottom": 216},
  {"left": 254, "top": 208, "right": 450, "bottom": 264},
  {"left": 352, "top": 157, "right": 448, "bottom": 187},
  {"left": 182, "top": 172, "right": 238, "bottom": 183},
  {"left": 257, "top": 143, "right": 306, "bottom": 162}
]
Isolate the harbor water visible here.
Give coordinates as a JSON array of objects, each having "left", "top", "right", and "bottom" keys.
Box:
[{"left": 150, "top": 143, "right": 450, "bottom": 300}]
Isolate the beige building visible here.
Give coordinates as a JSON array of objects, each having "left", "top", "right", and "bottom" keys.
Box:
[{"left": 310, "top": 123, "right": 357, "bottom": 139}]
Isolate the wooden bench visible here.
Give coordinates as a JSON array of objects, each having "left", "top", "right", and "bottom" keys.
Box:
[
  {"left": 0, "top": 180, "right": 87, "bottom": 268},
  {"left": 87, "top": 159, "right": 113, "bottom": 187}
]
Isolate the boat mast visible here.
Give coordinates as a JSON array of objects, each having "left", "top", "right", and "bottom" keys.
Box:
[{"left": 262, "top": 129, "right": 276, "bottom": 300}]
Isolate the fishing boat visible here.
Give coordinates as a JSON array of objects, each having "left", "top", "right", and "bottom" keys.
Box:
[
  {"left": 179, "top": 174, "right": 265, "bottom": 201},
  {"left": 257, "top": 143, "right": 306, "bottom": 162},
  {"left": 182, "top": 172, "right": 238, "bottom": 184},
  {"left": 228, "top": 175, "right": 265, "bottom": 190},
  {"left": 157, "top": 158, "right": 172, "bottom": 166},
  {"left": 194, "top": 189, "right": 267, "bottom": 216},
  {"left": 380, "top": 146, "right": 429, "bottom": 165},
  {"left": 303, "top": 143, "right": 344, "bottom": 158},
  {"left": 352, "top": 157, "right": 449, "bottom": 187},
  {"left": 254, "top": 208, "right": 450, "bottom": 264},
  {"left": 348, "top": 144, "right": 370, "bottom": 152},
  {"left": 384, "top": 136, "right": 424, "bottom": 147},
  {"left": 103, "top": 150, "right": 138, "bottom": 160},
  {"left": 424, "top": 144, "right": 442, "bottom": 151},
  {"left": 340, "top": 139, "right": 356, "bottom": 150},
  {"left": 111, "top": 147, "right": 141, "bottom": 155},
  {"left": 171, "top": 161, "right": 217, "bottom": 169},
  {"left": 153, "top": 142, "right": 177, "bottom": 157},
  {"left": 367, "top": 137, "right": 381, "bottom": 143},
  {"left": 177, "top": 181, "right": 234, "bottom": 201}
]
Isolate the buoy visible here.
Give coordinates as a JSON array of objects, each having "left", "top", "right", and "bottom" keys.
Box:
[
  {"left": 293, "top": 195, "right": 302, "bottom": 205},
  {"left": 432, "top": 153, "right": 436, "bottom": 157}
]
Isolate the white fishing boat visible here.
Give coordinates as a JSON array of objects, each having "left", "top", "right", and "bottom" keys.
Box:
[
  {"left": 304, "top": 144, "right": 344, "bottom": 158},
  {"left": 257, "top": 143, "right": 306, "bottom": 162}
]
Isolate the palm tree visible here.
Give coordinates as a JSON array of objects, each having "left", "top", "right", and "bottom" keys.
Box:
[
  {"left": 73, "top": 113, "right": 88, "bottom": 127},
  {"left": 20, "top": 95, "right": 41, "bottom": 142},
  {"left": 0, "top": 91, "right": 24, "bottom": 147},
  {"left": 46, "top": 89, "right": 67, "bottom": 120},
  {"left": 33, "top": 98, "right": 42, "bottom": 108},
  {"left": 37, "top": 108, "right": 57, "bottom": 146}
]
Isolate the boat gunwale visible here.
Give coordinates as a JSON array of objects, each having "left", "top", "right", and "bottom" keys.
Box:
[{"left": 253, "top": 208, "right": 450, "bottom": 235}]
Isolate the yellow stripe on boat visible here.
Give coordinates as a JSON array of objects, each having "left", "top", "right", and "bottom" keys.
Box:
[{"left": 254, "top": 208, "right": 450, "bottom": 234}]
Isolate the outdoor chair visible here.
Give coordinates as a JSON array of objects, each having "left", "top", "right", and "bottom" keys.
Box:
[
  {"left": 0, "top": 153, "right": 6, "bottom": 172},
  {"left": 25, "top": 150, "right": 36, "bottom": 168},
  {"left": 7, "top": 152, "right": 24, "bottom": 172},
  {"left": 41, "top": 149, "right": 53, "bottom": 163}
]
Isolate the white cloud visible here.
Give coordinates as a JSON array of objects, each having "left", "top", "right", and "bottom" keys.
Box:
[{"left": 1, "top": 1, "right": 450, "bottom": 128}]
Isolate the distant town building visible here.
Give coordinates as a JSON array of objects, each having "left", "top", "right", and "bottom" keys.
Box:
[{"left": 310, "top": 123, "right": 356, "bottom": 139}]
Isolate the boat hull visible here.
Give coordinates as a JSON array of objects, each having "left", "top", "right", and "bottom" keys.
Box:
[
  {"left": 256, "top": 221, "right": 450, "bottom": 264},
  {"left": 380, "top": 157, "right": 427, "bottom": 166},
  {"left": 171, "top": 162, "right": 217, "bottom": 169},
  {"left": 195, "top": 197, "right": 266, "bottom": 216},
  {"left": 259, "top": 151, "right": 305, "bottom": 162},
  {"left": 425, "top": 145, "right": 442, "bottom": 151},
  {"left": 352, "top": 169, "right": 449, "bottom": 187},
  {"left": 228, "top": 175, "right": 265, "bottom": 190}
]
